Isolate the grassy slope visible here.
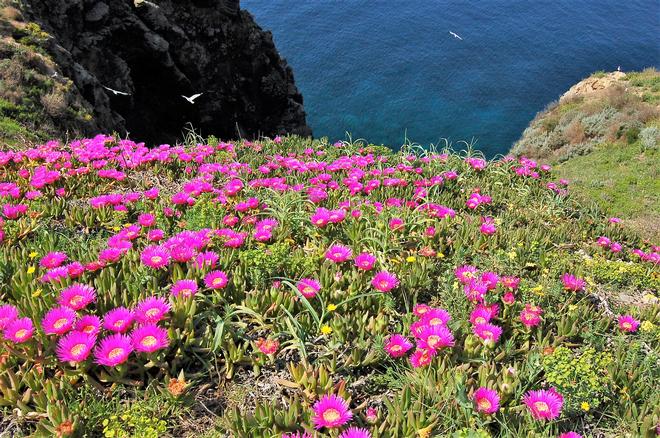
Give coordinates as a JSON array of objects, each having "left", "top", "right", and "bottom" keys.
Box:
[{"left": 512, "top": 68, "right": 660, "bottom": 239}]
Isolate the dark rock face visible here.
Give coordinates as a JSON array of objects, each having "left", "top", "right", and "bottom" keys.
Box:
[{"left": 20, "top": 0, "right": 311, "bottom": 144}]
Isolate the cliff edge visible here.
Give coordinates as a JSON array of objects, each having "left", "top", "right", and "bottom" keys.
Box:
[{"left": 0, "top": 0, "right": 311, "bottom": 146}]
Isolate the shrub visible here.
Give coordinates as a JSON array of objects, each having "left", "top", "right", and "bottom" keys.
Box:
[{"left": 639, "top": 126, "right": 659, "bottom": 150}]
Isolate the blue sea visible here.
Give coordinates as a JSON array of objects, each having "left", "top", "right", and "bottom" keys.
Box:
[{"left": 243, "top": 0, "right": 659, "bottom": 157}]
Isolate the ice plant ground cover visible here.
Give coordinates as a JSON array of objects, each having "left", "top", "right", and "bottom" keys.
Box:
[{"left": 0, "top": 135, "right": 658, "bottom": 437}]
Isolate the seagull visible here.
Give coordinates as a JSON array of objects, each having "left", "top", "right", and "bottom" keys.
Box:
[
  {"left": 102, "top": 85, "right": 130, "bottom": 96},
  {"left": 617, "top": 66, "right": 621, "bottom": 72},
  {"left": 449, "top": 31, "right": 463, "bottom": 40},
  {"left": 182, "top": 93, "right": 204, "bottom": 104}
]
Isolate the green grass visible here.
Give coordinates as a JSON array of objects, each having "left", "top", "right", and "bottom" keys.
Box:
[{"left": 557, "top": 141, "right": 659, "bottom": 240}]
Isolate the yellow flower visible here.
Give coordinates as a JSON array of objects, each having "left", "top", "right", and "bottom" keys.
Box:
[
  {"left": 640, "top": 320, "right": 655, "bottom": 332},
  {"left": 112, "top": 226, "right": 121, "bottom": 232},
  {"left": 326, "top": 304, "right": 337, "bottom": 312},
  {"left": 320, "top": 325, "right": 332, "bottom": 335},
  {"left": 27, "top": 266, "right": 35, "bottom": 274},
  {"left": 406, "top": 256, "right": 416, "bottom": 263},
  {"left": 568, "top": 304, "right": 578, "bottom": 312},
  {"left": 32, "top": 289, "right": 42, "bottom": 298},
  {"left": 580, "top": 401, "right": 590, "bottom": 412},
  {"left": 28, "top": 251, "right": 38, "bottom": 259},
  {"left": 507, "top": 251, "right": 517, "bottom": 260},
  {"left": 436, "top": 252, "right": 445, "bottom": 259}
]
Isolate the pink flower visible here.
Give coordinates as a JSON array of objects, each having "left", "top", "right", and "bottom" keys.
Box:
[
  {"left": 523, "top": 388, "right": 564, "bottom": 420},
  {"left": 561, "top": 273, "right": 585, "bottom": 292},
  {"left": 297, "top": 278, "right": 321, "bottom": 298},
  {"left": 500, "top": 276, "right": 520, "bottom": 290},
  {"left": 412, "top": 303, "right": 431, "bottom": 317},
  {"left": 618, "top": 315, "right": 640, "bottom": 333},
  {"left": 325, "top": 244, "right": 352, "bottom": 263},
  {"left": 420, "top": 308, "right": 452, "bottom": 327},
  {"left": 473, "top": 323, "right": 503, "bottom": 344},
  {"left": 58, "top": 283, "right": 96, "bottom": 310},
  {"left": 131, "top": 324, "right": 169, "bottom": 353},
  {"left": 103, "top": 307, "right": 134, "bottom": 333},
  {"left": 339, "top": 427, "right": 372, "bottom": 438},
  {"left": 56, "top": 331, "right": 96, "bottom": 363},
  {"left": 464, "top": 280, "right": 487, "bottom": 303},
  {"left": 137, "top": 213, "right": 156, "bottom": 227},
  {"left": 371, "top": 271, "right": 399, "bottom": 292},
  {"left": 470, "top": 306, "right": 494, "bottom": 326},
  {"left": 0, "top": 304, "right": 19, "bottom": 330},
  {"left": 282, "top": 433, "right": 312, "bottom": 438},
  {"left": 384, "top": 334, "right": 413, "bottom": 358},
  {"left": 520, "top": 308, "right": 542, "bottom": 328},
  {"left": 171, "top": 279, "right": 198, "bottom": 298},
  {"left": 502, "top": 291, "right": 516, "bottom": 305},
  {"left": 312, "top": 394, "right": 353, "bottom": 429},
  {"left": 473, "top": 387, "right": 500, "bottom": 414},
  {"left": 597, "top": 236, "right": 611, "bottom": 247},
  {"left": 455, "top": 265, "right": 478, "bottom": 284},
  {"left": 42, "top": 306, "right": 77, "bottom": 335},
  {"left": 94, "top": 334, "right": 133, "bottom": 366},
  {"left": 409, "top": 348, "right": 435, "bottom": 368},
  {"left": 40, "top": 251, "right": 67, "bottom": 269},
  {"left": 480, "top": 217, "right": 496, "bottom": 235},
  {"left": 3, "top": 317, "right": 34, "bottom": 343},
  {"left": 204, "top": 270, "right": 229, "bottom": 290},
  {"left": 559, "top": 433, "right": 582, "bottom": 438},
  {"left": 417, "top": 324, "right": 455, "bottom": 351},
  {"left": 75, "top": 315, "right": 102, "bottom": 336},
  {"left": 140, "top": 245, "right": 170, "bottom": 269},
  {"left": 354, "top": 252, "right": 376, "bottom": 270},
  {"left": 389, "top": 217, "right": 404, "bottom": 231},
  {"left": 256, "top": 337, "right": 279, "bottom": 355},
  {"left": 134, "top": 296, "right": 171, "bottom": 324}
]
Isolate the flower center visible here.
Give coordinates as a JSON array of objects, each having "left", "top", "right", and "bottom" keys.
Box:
[
  {"left": 482, "top": 330, "right": 493, "bottom": 339},
  {"left": 379, "top": 281, "right": 389, "bottom": 288},
  {"left": 54, "top": 318, "right": 69, "bottom": 329},
  {"left": 623, "top": 322, "right": 632, "bottom": 329},
  {"left": 427, "top": 335, "right": 440, "bottom": 348},
  {"left": 478, "top": 398, "right": 492, "bottom": 410},
  {"left": 213, "top": 278, "right": 224, "bottom": 286},
  {"left": 141, "top": 336, "right": 157, "bottom": 347},
  {"left": 108, "top": 347, "right": 124, "bottom": 359},
  {"left": 534, "top": 401, "right": 549, "bottom": 412},
  {"left": 390, "top": 344, "right": 402, "bottom": 352},
  {"left": 429, "top": 317, "right": 442, "bottom": 326},
  {"left": 146, "top": 308, "right": 160, "bottom": 318},
  {"left": 82, "top": 325, "right": 95, "bottom": 334},
  {"left": 181, "top": 289, "right": 192, "bottom": 297},
  {"left": 151, "top": 256, "right": 162, "bottom": 264},
  {"left": 70, "top": 295, "right": 83, "bottom": 306},
  {"left": 322, "top": 408, "right": 341, "bottom": 423},
  {"left": 475, "top": 316, "right": 486, "bottom": 325},
  {"left": 15, "top": 329, "right": 27, "bottom": 339},
  {"left": 71, "top": 343, "right": 86, "bottom": 356},
  {"left": 113, "top": 320, "right": 125, "bottom": 328}
]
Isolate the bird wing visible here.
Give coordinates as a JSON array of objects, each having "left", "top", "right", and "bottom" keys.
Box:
[{"left": 191, "top": 93, "right": 203, "bottom": 100}]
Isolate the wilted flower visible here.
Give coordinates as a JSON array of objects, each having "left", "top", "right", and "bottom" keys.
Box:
[{"left": 256, "top": 337, "right": 279, "bottom": 355}]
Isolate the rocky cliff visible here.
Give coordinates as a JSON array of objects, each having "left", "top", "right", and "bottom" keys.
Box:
[{"left": 0, "top": 0, "right": 311, "bottom": 145}]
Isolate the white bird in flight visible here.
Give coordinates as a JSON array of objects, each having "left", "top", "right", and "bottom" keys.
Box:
[
  {"left": 449, "top": 31, "right": 463, "bottom": 40},
  {"left": 102, "top": 85, "right": 130, "bottom": 96},
  {"left": 182, "top": 93, "right": 204, "bottom": 104}
]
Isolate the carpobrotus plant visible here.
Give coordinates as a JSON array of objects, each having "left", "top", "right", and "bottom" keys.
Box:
[{"left": 0, "top": 135, "right": 657, "bottom": 436}]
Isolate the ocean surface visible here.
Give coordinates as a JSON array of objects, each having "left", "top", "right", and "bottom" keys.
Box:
[{"left": 243, "top": 0, "right": 659, "bottom": 157}]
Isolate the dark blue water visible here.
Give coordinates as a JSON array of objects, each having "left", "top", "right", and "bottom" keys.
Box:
[{"left": 243, "top": 1, "right": 660, "bottom": 156}]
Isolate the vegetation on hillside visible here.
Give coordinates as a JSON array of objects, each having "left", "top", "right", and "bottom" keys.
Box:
[
  {"left": 512, "top": 68, "right": 659, "bottom": 239},
  {"left": 0, "top": 135, "right": 657, "bottom": 437},
  {"left": 0, "top": 3, "right": 95, "bottom": 148}
]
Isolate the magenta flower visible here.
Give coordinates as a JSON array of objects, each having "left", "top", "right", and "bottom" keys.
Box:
[
  {"left": 297, "top": 278, "right": 321, "bottom": 299},
  {"left": 171, "top": 279, "right": 198, "bottom": 298},
  {"left": 473, "top": 323, "right": 503, "bottom": 344},
  {"left": 409, "top": 348, "right": 435, "bottom": 368},
  {"left": 282, "top": 433, "right": 313, "bottom": 438},
  {"left": 523, "top": 388, "right": 564, "bottom": 420},
  {"left": 56, "top": 331, "right": 96, "bottom": 363},
  {"left": 480, "top": 217, "right": 496, "bottom": 235},
  {"left": 140, "top": 245, "right": 170, "bottom": 269},
  {"left": 131, "top": 324, "right": 169, "bottom": 353},
  {"left": 339, "top": 427, "right": 372, "bottom": 438},
  {"left": 412, "top": 303, "right": 431, "bottom": 317},
  {"left": 473, "top": 387, "right": 500, "bottom": 414},
  {"left": 559, "top": 433, "right": 582, "bottom": 438},
  {"left": 75, "top": 315, "right": 102, "bottom": 336},
  {"left": 94, "top": 334, "right": 133, "bottom": 366},
  {"left": 0, "top": 304, "right": 19, "bottom": 330},
  {"left": 420, "top": 308, "right": 452, "bottom": 327},
  {"left": 102, "top": 307, "right": 134, "bottom": 333},
  {"left": 134, "top": 296, "right": 171, "bottom": 324},
  {"left": 384, "top": 334, "right": 413, "bottom": 358},
  {"left": 325, "top": 244, "right": 353, "bottom": 263},
  {"left": 354, "top": 252, "right": 377, "bottom": 271},
  {"left": 137, "top": 213, "right": 156, "bottom": 227},
  {"left": 455, "top": 265, "right": 478, "bottom": 284},
  {"left": 417, "top": 324, "right": 455, "bottom": 351},
  {"left": 520, "top": 309, "right": 542, "bottom": 328},
  {"left": 561, "top": 273, "right": 585, "bottom": 292},
  {"left": 3, "top": 317, "right": 34, "bottom": 343},
  {"left": 617, "top": 315, "right": 640, "bottom": 333},
  {"left": 500, "top": 275, "right": 521, "bottom": 290},
  {"left": 371, "top": 271, "right": 399, "bottom": 292},
  {"left": 42, "top": 306, "right": 77, "bottom": 335},
  {"left": 470, "top": 306, "right": 494, "bottom": 326},
  {"left": 312, "top": 394, "right": 353, "bottom": 429},
  {"left": 40, "top": 251, "right": 68, "bottom": 269},
  {"left": 58, "top": 283, "right": 96, "bottom": 310},
  {"left": 204, "top": 270, "right": 229, "bottom": 290}
]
